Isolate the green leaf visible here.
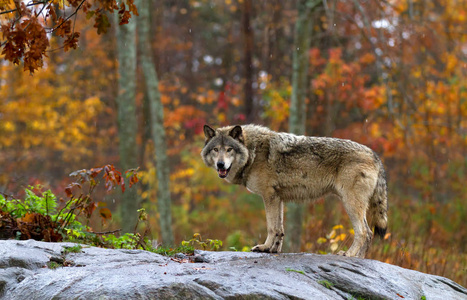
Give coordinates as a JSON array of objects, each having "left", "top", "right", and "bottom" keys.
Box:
[
  {"left": 86, "top": 10, "right": 95, "bottom": 20},
  {"left": 285, "top": 267, "right": 305, "bottom": 275}
]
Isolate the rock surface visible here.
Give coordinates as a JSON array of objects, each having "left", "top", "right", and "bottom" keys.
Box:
[{"left": 0, "top": 240, "right": 466, "bottom": 299}]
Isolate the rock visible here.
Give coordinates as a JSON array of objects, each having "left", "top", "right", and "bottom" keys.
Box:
[
  {"left": 174, "top": 253, "right": 188, "bottom": 260},
  {"left": 0, "top": 240, "right": 465, "bottom": 299},
  {"left": 193, "top": 253, "right": 210, "bottom": 263}
]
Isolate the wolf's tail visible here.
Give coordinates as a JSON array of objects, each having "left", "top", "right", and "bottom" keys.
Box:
[{"left": 369, "top": 158, "right": 388, "bottom": 239}]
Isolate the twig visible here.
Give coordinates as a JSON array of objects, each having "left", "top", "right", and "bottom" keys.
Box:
[
  {"left": 0, "top": 0, "right": 51, "bottom": 16},
  {"left": 53, "top": 195, "right": 74, "bottom": 224},
  {"left": 45, "top": 193, "right": 49, "bottom": 217},
  {"left": 51, "top": 0, "right": 86, "bottom": 33},
  {"left": 89, "top": 229, "right": 122, "bottom": 235}
]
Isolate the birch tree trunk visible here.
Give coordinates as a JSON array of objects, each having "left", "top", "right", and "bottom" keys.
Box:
[
  {"left": 285, "top": 0, "right": 321, "bottom": 252},
  {"left": 242, "top": 0, "right": 255, "bottom": 122},
  {"left": 115, "top": 10, "right": 138, "bottom": 234},
  {"left": 136, "top": 0, "right": 174, "bottom": 246}
]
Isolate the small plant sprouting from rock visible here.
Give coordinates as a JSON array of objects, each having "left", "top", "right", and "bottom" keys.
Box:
[
  {"left": 181, "top": 233, "right": 223, "bottom": 251},
  {"left": 47, "top": 261, "right": 62, "bottom": 270},
  {"left": 421, "top": 296, "right": 427, "bottom": 300},
  {"left": 285, "top": 267, "right": 306, "bottom": 275},
  {"left": 148, "top": 233, "right": 223, "bottom": 257},
  {"left": 151, "top": 244, "right": 195, "bottom": 257},
  {"left": 318, "top": 280, "right": 334, "bottom": 289},
  {"left": 62, "top": 244, "right": 83, "bottom": 254},
  {"left": 48, "top": 254, "right": 75, "bottom": 269},
  {"left": 347, "top": 295, "right": 369, "bottom": 300}
]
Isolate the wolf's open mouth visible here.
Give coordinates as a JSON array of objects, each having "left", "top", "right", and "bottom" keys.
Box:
[{"left": 217, "top": 167, "right": 231, "bottom": 178}]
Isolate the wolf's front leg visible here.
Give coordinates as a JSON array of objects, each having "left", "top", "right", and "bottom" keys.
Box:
[{"left": 251, "top": 193, "right": 284, "bottom": 253}]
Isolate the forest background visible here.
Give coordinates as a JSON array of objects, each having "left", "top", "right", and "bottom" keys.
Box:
[{"left": 0, "top": 0, "right": 465, "bottom": 286}]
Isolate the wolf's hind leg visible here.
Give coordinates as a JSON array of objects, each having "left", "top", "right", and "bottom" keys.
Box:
[
  {"left": 339, "top": 194, "right": 373, "bottom": 258},
  {"left": 251, "top": 193, "right": 284, "bottom": 253}
]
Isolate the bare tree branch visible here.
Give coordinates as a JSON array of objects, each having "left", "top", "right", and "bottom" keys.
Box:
[
  {"left": 51, "top": 0, "right": 86, "bottom": 34},
  {"left": 0, "top": 0, "right": 51, "bottom": 16}
]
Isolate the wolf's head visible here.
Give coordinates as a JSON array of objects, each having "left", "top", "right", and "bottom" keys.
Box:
[{"left": 200, "top": 125, "right": 249, "bottom": 180}]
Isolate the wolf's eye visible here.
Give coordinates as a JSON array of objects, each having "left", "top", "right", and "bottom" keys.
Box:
[
  {"left": 213, "top": 148, "right": 218, "bottom": 152},
  {"left": 226, "top": 148, "right": 233, "bottom": 152}
]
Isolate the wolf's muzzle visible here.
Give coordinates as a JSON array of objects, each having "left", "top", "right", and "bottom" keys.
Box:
[{"left": 216, "top": 161, "right": 230, "bottom": 178}]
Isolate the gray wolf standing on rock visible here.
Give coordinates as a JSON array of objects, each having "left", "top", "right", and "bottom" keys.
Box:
[{"left": 201, "top": 124, "right": 388, "bottom": 258}]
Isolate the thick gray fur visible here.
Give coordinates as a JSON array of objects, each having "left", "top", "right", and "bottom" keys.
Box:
[{"left": 201, "top": 124, "right": 388, "bottom": 258}]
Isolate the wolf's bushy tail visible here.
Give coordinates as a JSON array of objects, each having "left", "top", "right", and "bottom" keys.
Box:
[{"left": 369, "top": 160, "right": 388, "bottom": 239}]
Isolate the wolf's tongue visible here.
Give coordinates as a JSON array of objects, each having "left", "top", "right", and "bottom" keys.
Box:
[{"left": 219, "top": 169, "right": 227, "bottom": 176}]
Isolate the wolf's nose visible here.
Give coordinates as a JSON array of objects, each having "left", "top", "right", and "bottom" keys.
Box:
[{"left": 217, "top": 162, "right": 225, "bottom": 169}]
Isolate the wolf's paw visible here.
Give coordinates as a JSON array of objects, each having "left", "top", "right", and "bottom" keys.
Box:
[
  {"left": 251, "top": 244, "right": 281, "bottom": 253},
  {"left": 252, "top": 231, "right": 284, "bottom": 253},
  {"left": 251, "top": 241, "right": 282, "bottom": 253},
  {"left": 337, "top": 250, "right": 362, "bottom": 258},
  {"left": 251, "top": 244, "right": 270, "bottom": 253}
]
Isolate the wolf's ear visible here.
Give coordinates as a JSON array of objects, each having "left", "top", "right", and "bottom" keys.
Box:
[
  {"left": 204, "top": 125, "right": 216, "bottom": 140},
  {"left": 229, "top": 125, "right": 244, "bottom": 144}
]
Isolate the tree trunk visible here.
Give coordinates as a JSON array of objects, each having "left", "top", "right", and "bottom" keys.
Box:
[
  {"left": 242, "top": 0, "right": 255, "bottom": 122},
  {"left": 115, "top": 10, "right": 139, "bottom": 234},
  {"left": 285, "top": 0, "right": 320, "bottom": 253},
  {"left": 136, "top": 0, "right": 174, "bottom": 246}
]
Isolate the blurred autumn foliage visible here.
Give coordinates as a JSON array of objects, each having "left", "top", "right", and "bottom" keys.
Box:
[
  {"left": 1, "top": 0, "right": 466, "bottom": 286},
  {"left": 0, "top": 0, "right": 137, "bottom": 73}
]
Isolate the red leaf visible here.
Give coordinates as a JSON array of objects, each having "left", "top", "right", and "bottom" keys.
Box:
[
  {"left": 84, "top": 202, "right": 97, "bottom": 218},
  {"left": 120, "top": 176, "right": 125, "bottom": 193},
  {"left": 89, "top": 167, "right": 103, "bottom": 178},
  {"left": 119, "top": 10, "right": 132, "bottom": 25},
  {"left": 127, "top": 0, "right": 139, "bottom": 16},
  {"left": 64, "top": 182, "right": 81, "bottom": 197},
  {"left": 47, "top": 4, "right": 57, "bottom": 22},
  {"left": 125, "top": 167, "right": 140, "bottom": 188},
  {"left": 63, "top": 32, "right": 80, "bottom": 52},
  {"left": 99, "top": 208, "right": 112, "bottom": 220},
  {"left": 94, "top": 12, "right": 110, "bottom": 35},
  {"left": 54, "top": 18, "right": 71, "bottom": 37}
]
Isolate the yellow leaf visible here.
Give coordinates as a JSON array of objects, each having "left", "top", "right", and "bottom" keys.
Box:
[
  {"left": 3, "top": 121, "right": 15, "bottom": 132},
  {"left": 241, "top": 246, "right": 250, "bottom": 252},
  {"left": 317, "top": 237, "right": 327, "bottom": 244},
  {"left": 330, "top": 243, "right": 338, "bottom": 252},
  {"left": 412, "top": 68, "right": 422, "bottom": 79},
  {"left": 327, "top": 230, "right": 336, "bottom": 239}
]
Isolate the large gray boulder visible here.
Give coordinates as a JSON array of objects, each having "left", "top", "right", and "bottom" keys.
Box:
[{"left": 0, "top": 240, "right": 465, "bottom": 299}]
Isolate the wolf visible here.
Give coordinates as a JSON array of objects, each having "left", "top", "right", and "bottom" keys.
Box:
[{"left": 201, "top": 124, "right": 388, "bottom": 258}]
